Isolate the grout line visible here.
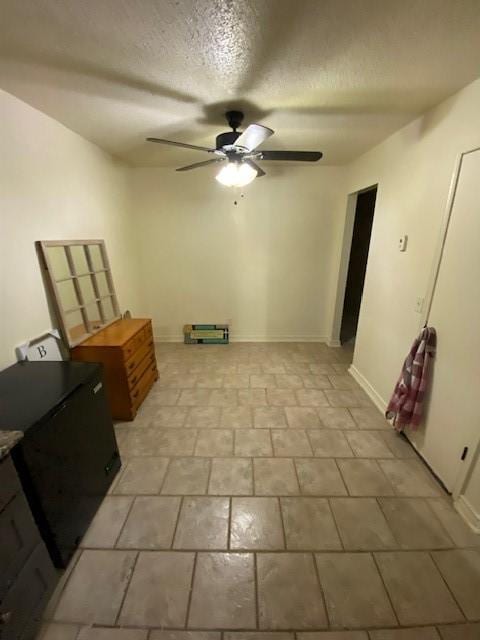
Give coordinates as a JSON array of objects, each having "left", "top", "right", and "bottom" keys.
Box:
[
  {"left": 253, "top": 552, "right": 260, "bottom": 630},
  {"left": 326, "top": 497, "right": 345, "bottom": 551},
  {"left": 371, "top": 551, "right": 401, "bottom": 627},
  {"left": 171, "top": 495, "right": 184, "bottom": 549},
  {"left": 311, "top": 550, "right": 330, "bottom": 628},
  {"left": 113, "top": 496, "right": 137, "bottom": 548},
  {"left": 227, "top": 496, "right": 233, "bottom": 550},
  {"left": 429, "top": 550, "right": 468, "bottom": 620},
  {"left": 184, "top": 552, "right": 198, "bottom": 629},
  {"left": 277, "top": 496, "right": 288, "bottom": 550},
  {"left": 114, "top": 550, "right": 139, "bottom": 625}
]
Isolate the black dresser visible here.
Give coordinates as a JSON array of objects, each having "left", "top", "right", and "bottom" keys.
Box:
[{"left": 0, "top": 360, "right": 121, "bottom": 639}]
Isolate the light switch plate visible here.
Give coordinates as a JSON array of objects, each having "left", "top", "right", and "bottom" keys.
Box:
[{"left": 399, "top": 235, "right": 408, "bottom": 251}]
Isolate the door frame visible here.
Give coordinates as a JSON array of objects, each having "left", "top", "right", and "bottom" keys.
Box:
[
  {"left": 421, "top": 146, "right": 480, "bottom": 499},
  {"left": 329, "top": 184, "right": 378, "bottom": 347}
]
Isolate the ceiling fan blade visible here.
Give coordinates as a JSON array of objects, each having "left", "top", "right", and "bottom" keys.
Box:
[
  {"left": 176, "top": 158, "right": 225, "bottom": 172},
  {"left": 234, "top": 124, "right": 274, "bottom": 151},
  {"left": 245, "top": 160, "right": 266, "bottom": 177},
  {"left": 260, "top": 150, "right": 323, "bottom": 162},
  {"left": 146, "top": 137, "right": 214, "bottom": 152}
]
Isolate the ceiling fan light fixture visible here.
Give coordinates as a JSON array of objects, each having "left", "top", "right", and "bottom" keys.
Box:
[{"left": 215, "top": 161, "right": 257, "bottom": 187}]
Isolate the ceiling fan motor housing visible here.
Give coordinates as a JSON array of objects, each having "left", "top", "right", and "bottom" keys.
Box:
[{"left": 215, "top": 130, "right": 241, "bottom": 149}]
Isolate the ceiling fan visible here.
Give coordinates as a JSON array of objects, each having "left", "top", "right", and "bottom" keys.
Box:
[{"left": 146, "top": 110, "right": 323, "bottom": 187}]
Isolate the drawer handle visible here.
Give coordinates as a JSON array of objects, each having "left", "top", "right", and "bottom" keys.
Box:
[
  {"left": 151, "top": 365, "right": 156, "bottom": 373},
  {"left": 128, "top": 361, "right": 135, "bottom": 370},
  {"left": 130, "top": 375, "right": 137, "bottom": 385},
  {"left": 10, "top": 518, "right": 23, "bottom": 550},
  {"left": 148, "top": 341, "right": 153, "bottom": 347},
  {"left": 133, "top": 390, "right": 139, "bottom": 399}
]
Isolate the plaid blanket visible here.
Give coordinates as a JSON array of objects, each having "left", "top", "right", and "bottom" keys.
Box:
[{"left": 385, "top": 327, "right": 436, "bottom": 430}]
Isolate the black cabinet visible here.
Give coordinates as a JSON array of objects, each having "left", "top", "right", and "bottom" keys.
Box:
[{"left": 0, "top": 361, "right": 121, "bottom": 568}]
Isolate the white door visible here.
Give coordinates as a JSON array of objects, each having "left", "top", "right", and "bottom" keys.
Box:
[{"left": 411, "top": 149, "right": 480, "bottom": 492}]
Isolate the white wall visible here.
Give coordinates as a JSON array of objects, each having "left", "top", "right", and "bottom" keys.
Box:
[
  {"left": 129, "top": 166, "right": 346, "bottom": 342},
  {"left": 342, "top": 79, "right": 480, "bottom": 520},
  {"left": 0, "top": 90, "right": 141, "bottom": 369}
]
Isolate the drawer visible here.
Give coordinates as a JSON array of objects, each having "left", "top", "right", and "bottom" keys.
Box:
[
  {"left": 130, "top": 361, "right": 158, "bottom": 413},
  {"left": 122, "top": 323, "right": 152, "bottom": 360},
  {"left": 127, "top": 350, "right": 156, "bottom": 391},
  {"left": 0, "top": 493, "right": 41, "bottom": 598},
  {"left": 0, "top": 457, "right": 21, "bottom": 513},
  {"left": 124, "top": 339, "right": 155, "bottom": 376},
  {"left": 0, "top": 542, "right": 56, "bottom": 640}
]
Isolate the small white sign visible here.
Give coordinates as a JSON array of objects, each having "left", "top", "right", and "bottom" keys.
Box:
[{"left": 16, "top": 330, "right": 65, "bottom": 362}]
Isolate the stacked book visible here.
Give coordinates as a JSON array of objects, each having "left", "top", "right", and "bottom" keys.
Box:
[{"left": 183, "top": 324, "right": 229, "bottom": 344}]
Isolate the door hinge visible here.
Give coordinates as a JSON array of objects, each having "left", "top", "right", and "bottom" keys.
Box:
[{"left": 461, "top": 446, "right": 469, "bottom": 461}]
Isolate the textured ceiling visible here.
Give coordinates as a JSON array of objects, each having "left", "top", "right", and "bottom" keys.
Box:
[{"left": 1, "top": 0, "right": 480, "bottom": 167}]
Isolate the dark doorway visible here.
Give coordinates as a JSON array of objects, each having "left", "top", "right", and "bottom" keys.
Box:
[{"left": 340, "top": 186, "right": 377, "bottom": 345}]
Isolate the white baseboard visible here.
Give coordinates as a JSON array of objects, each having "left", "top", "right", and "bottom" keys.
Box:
[
  {"left": 348, "top": 364, "right": 388, "bottom": 414},
  {"left": 454, "top": 495, "right": 480, "bottom": 533},
  {"left": 327, "top": 338, "right": 341, "bottom": 348},
  {"left": 153, "top": 334, "right": 328, "bottom": 343}
]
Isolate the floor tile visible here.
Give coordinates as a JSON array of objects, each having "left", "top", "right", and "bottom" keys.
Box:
[
  {"left": 150, "top": 406, "right": 188, "bottom": 428},
  {"left": 275, "top": 374, "right": 304, "bottom": 389},
  {"left": 116, "top": 496, "right": 180, "bottom": 549},
  {"left": 209, "top": 458, "right": 253, "bottom": 495},
  {"left": 77, "top": 628, "right": 148, "bottom": 639},
  {"left": 221, "top": 406, "right": 253, "bottom": 428},
  {"left": 315, "top": 552, "right": 396, "bottom": 628},
  {"left": 308, "top": 430, "right": 354, "bottom": 457},
  {"left": 296, "top": 389, "right": 329, "bottom": 407},
  {"left": 328, "top": 375, "right": 359, "bottom": 390},
  {"left": 223, "top": 374, "right": 250, "bottom": 389},
  {"left": 209, "top": 389, "right": 238, "bottom": 407},
  {"left": 196, "top": 374, "right": 224, "bottom": 388},
  {"left": 375, "top": 551, "right": 463, "bottom": 625},
  {"left": 271, "top": 429, "right": 313, "bottom": 456},
  {"left": 337, "top": 459, "right": 395, "bottom": 496},
  {"left": 296, "top": 459, "right": 347, "bottom": 496},
  {"left": 427, "top": 499, "right": 480, "bottom": 547},
  {"left": 437, "top": 623, "right": 480, "bottom": 639},
  {"left": 285, "top": 407, "right": 321, "bottom": 428},
  {"left": 254, "top": 458, "right": 299, "bottom": 495},
  {"left": 310, "top": 364, "right": 337, "bottom": 375},
  {"left": 329, "top": 498, "right": 396, "bottom": 550},
  {"left": 151, "top": 633, "right": 220, "bottom": 640},
  {"left": 178, "top": 389, "right": 212, "bottom": 406},
  {"left": 188, "top": 552, "right": 256, "bottom": 628},
  {"left": 380, "top": 431, "right": 416, "bottom": 458},
  {"left": 119, "top": 551, "right": 194, "bottom": 627},
  {"left": 378, "top": 498, "right": 453, "bottom": 549},
  {"left": 185, "top": 407, "right": 221, "bottom": 428},
  {"left": 281, "top": 497, "right": 341, "bottom": 550},
  {"left": 153, "top": 429, "right": 198, "bottom": 456},
  {"left": 254, "top": 407, "right": 287, "bottom": 428},
  {"left": 174, "top": 497, "right": 229, "bottom": 549},
  {"left": 81, "top": 496, "right": 133, "bottom": 548},
  {"left": 267, "top": 389, "right": 297, "bottom": 406},
  {"left": 235, "top": 429, "right": 273, "bottom": 456},
  {"left": 257, "top": 553, "right": 327, "bottom": 629},
  {"left": 38, "top": 623, "right": 80, "bottom": 640},
  {"left": 369, "top": 629, "right": 440, "bottom": 639},
  {"left": 345, "top": 430, "right": 394, "bottom": 458},
  {"left": 432, "top": 549, "right": 480, "bottom": 619},
  {"left": 297, "top": 633, "right": 368, "bottom": 640},
  {"left": 113, "top": 457, "right": 169, "bottom": 495},
  {"left": 316, "top": 407, "right": 356, "bottom": 429},
  {"left": 238, "top": 364, "right": 263, "bottom": 374},
  {"left": 379, "top": 459, "right": 442, "bottom": 497},
  {"left": 148, "top": 389, "right": 181, "bottom": 405},
  {"left": 161, "top": 458, "right": 210, "bottom": 494},
  {"left": 324, "top": 390, "right": 370, "bottom": 408},
  {"left": 250, "top": 374, "right": 277, "bottom": 389},
  {"left": 54, "top": 549, "right": 136, "bottom": 625},
  {"left": 349, "top": 408, "right": 390, "bottom": 429},
  {"left": 238, "top": 388, "right": 268, "bottom": 406},
  {"left": 230, "top": 497, "right": 284, "bottom": 549},
  {"left": 195, "top": 429, "right": 234, "bottom": 456},
  {"left": 301, "top": 375, "right": 332, "bottom": 389},
  {"left": 226, "top": 634, "right": 294, "bottom": 640}
]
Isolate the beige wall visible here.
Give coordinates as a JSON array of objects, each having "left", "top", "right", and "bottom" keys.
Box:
[
  {"left": 129, "top": 165, "right": 346, "bottom": 342},
  {"left": 0, "top": 90, "right": 141, "bottom": 369},
  {"left": 342, "top": 79, "right": 480, "bottom": 522}
]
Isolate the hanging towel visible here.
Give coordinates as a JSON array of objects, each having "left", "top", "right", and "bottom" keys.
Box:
[{"left": 385, "top": 326, "right": 436, "bottom": 430}]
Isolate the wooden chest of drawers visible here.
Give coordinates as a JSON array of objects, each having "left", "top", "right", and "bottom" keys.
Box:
[{"left": 71, "top": 318, "right": 158, "bottom": 420}]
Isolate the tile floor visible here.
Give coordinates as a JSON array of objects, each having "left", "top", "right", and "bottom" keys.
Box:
[{"left": 39, "top": 342, "right": 480, "bottom": 640}]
